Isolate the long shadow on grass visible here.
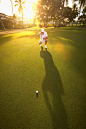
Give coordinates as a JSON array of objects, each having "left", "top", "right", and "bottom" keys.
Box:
[
  {"left": 40, "top": 51, "right": 69, "bottom": 129},
  {"left": 0, "top": 35, "right": 12, "bottom": 46},
  {"left": 48, "top": 29, "right": 86, "bottom": 78}
]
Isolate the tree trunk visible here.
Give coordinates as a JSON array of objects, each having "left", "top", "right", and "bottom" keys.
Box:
[
  {"left": 80, "top": 21, "right": 81, "bottom": 26},
  {"left": 14, "top": 20, "right": 16, "bottom": 29},
  {"left": 83, "top": 21, "right": 84, "bottom": 25},
  {"left": 44, "top": 20, "right": 45, "bottom": 27},
  {"left": 45, "top": 21, "right": 47, "bottom": 28},
  {"left": 10, "top": 0, "right": 14, "bottom": 28},
  {"left": 0, "top": 19, "right": 6, "bottom": 30},
  {"left": 53, "top": 20, "right": 54, "bottom": 26},
  {"left": 22, "top": 15, "right": 23, "bottom": 28},
  {"left": 22, "top": 9, "right": 23, "bottom": 28},
  {"left": 10, "top": 0, "right": 13, "bottom": 15},
  {"left": 45, "top": 17, "right": 48, "bottom": 28}
]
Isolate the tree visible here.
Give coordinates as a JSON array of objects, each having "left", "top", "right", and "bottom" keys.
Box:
[
  {"left": 72, "top": 3, "right": 78, "bottom": 26},
  {"left": 78, "top": 6, "right": 86, "bottom": 25},
  {"left": 10, "top": 0, "right": 16, "bottom": 28},
  {"left": 35, "top": 0, "right": 63, "bottom": 27},
  {"left": 59, "top": 0, "right": 65, "bottom": 24},
  {"left": 63, "top": 7, "right": 73, "bottom": 24},
  {"left": 83, "top": 5, "right": 86, "bottom": 14},
  {"left": 64, "top": 0, "right": 68, "bottom": 6},
  {"left": 15, "top": 0, "right": 26, "bottom": 28},
  {"left": 63, "top": 5, "right": 78, "bottom": 25},
  {"left": 0, "top": 13, "right": 13, "bottom": 29},
  {"left": 79, "top": 0, "right": 86, "bottom": 9},
  {"left": 0, "top": 13, "right": 6, "bottom": 30},
  {"left": 53, "top": 0, "right": 69, "bottom": 25},
  {"left": 72, "top": 3, "right": 78, "bottom": 11},
  {"left": 10, "top": 0, "right": 13, "bottom": 16},
  {"left": 13, "top": 14, "right": 17, "bottom": 28}
]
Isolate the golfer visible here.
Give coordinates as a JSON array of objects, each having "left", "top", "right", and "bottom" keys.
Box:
[{"left": 37, "top": 29, "right": 48, "bottom": 50}]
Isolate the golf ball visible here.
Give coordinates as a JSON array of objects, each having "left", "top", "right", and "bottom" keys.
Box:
[{"left": 36, "top": 91, "right": 38, "bottom": 93}]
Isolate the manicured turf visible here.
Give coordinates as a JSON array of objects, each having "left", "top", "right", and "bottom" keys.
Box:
[{"left": 0, "top": 27, "right": 86, "bottom": 129}]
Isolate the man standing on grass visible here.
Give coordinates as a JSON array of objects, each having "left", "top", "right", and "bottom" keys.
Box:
[{"left": 37, "top": 29, "right": 48, "bottom": 50}]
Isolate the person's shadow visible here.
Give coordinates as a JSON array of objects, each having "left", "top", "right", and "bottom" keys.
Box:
[{"left": 40, "top": 51, "right": 69, "bottom": 129}]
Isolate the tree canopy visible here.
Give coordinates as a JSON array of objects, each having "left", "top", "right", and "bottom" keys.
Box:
[
  {"left": 35, "top": 0, "right": 79, "bottom": 26},
  {"left": 35, "top": 0, "right": 64, "bottom": 26}
]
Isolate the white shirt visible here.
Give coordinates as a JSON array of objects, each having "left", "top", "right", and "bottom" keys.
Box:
[{"left": 40, "top": 31, "right": 48, "bottom": 40}]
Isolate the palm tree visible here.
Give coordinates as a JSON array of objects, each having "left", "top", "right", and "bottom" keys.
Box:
[
  {"left": 10, "top": 0, "right": 13, "bottom": 16},
  {"left": 60, "top": 0, "right": 68, "bottom": 24},
  {"left": 15, "top": 0, "right": 26, "bottom": 28},
  {"left": 82, "top": 6, "right": 86, "bottom": 24},
  {"left": 72, "top": 3, "right": 78, "bottom": 26},
  {"left": 83, "top": 5, "right": 86, "bottom": 14},
  {"left": 0, "top": 13, "right": 6, "bottom": 30},
  {"left": 65, "top": 0, "right": 68, "bottom": 6},
  {"left": 79, "top": 0, "right": 86, "bottom": 9},
  {"left": 0, "top": 1, "right": 6, "bottom": 29},
  {"left": 72, "top": 3, "right": 77, "bottom": 10},
  {"left": 13, "top": 14, "right": 17, "bottom": 28},
  {"left": 10, "top": 0, "right": 15, "bottom": 28}
]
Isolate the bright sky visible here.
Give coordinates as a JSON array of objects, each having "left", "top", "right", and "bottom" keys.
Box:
[
  {"left": 0, "top": 0, "right": 80, "bottom": 19},
  {"left": 0, "top": 0, "right": 37, "bottom": 19},
  {"left": 68, "top": 0, "right": 73, "bottom": 7}
]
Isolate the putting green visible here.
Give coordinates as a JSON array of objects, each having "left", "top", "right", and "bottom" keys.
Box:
[{"left": 0, "top": 27, "right": 86, "bottom": 129}]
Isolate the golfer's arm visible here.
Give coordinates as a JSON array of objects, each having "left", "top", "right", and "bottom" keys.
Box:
[
  {"left": 46, "top": 36, "right": 48, "bottom": 39},
  {"left": 37, "top": 32, "right": 41, "bottom": 36},
  {"left": 44, "top": 36, "right": 48, "bottom": 39}
]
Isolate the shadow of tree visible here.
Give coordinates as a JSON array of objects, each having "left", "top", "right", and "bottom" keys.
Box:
[
  {"left": 40, "top": 51, "right": 69, "bottom": 129},
  {"left": 47, "top": 28, "right": 86, "bottom": 78},
  {"left": 0, "top": 35, "right": 12, "bottom": 46}
]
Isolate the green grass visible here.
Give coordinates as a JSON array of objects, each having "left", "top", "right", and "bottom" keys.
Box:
[{"left": 0, "top": 27, "right": 86, "bottom": 129}]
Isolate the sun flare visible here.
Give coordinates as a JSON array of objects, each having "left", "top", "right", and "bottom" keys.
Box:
[{"left": 24, "top": 0, "right": 37, "bottom": 19}]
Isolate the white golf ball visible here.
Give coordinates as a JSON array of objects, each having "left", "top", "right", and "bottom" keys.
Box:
[{"left": 36, "top": 91, "right": 38, "bottom": 93}]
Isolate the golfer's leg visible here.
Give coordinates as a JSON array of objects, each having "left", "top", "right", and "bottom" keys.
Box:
[
  {"left": 45, "top": 39, "right": 47, "bottom": 45},
  {"left": 45, "top": 39, "right": 47, "bottom": 48},
  {"left": 39, "top": 40, "right": 43, "bottom": 50},
  {"left": 39, "top": 41, "right": 42, "bottom": 46}
]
